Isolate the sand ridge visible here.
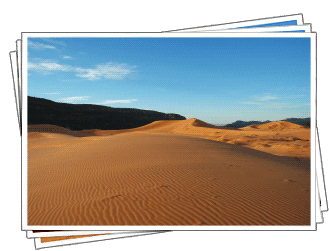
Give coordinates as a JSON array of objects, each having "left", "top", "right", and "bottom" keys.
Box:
[
  {"left": 243, "top": 121, "right": 304, "bottom": 130},
  {"left": 28, "top": 119, "right": 310, "bottom": 226},
  {"left": 45, "top": 118, "right": 310, "bottom": 158}
]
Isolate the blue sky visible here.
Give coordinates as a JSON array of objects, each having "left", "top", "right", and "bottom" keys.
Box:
[
  {"left": 28, "top": 37, "right": 310, "bottom": 125},
  {"left": 234, "top": 20, "right": 297, "bottom": 29}
]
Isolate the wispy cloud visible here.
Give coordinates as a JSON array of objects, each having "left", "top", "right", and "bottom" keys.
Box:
[
  {"left": 76, "top": 63, "right": 135, "bottom": 80},
  {"left": 242, "top": 92, "right": 309, "bottom": 109},
  {"left": 63, "top": 56, "right": 72, "bottom": 59},
  {"left": 285, "top": 94, "right": 308, "bottom": 100},
  {"left": 242, "top": 93, "right": 278, "bottom": 106},
  {"left": 28, "top": 41, "right": 56, "bottom": 50},
  {"left": 99, "top": 99, "right": 138, "bottom": 104},
  {"left": 260, "top": 103, "right": 309, "bottom": 109},
  {"left": 241, "top": 93, "right": 284, "bottom": 108},
  {"left": 28, "top": 60, "right": 135, "bottom": 80},
  {"left": 42, "top": 92, "right": 61, "bottom": 95},
  {"left": 59, "top": 96, "right": 90, "bottom": 103},
  {"left": 39, "top": 38, "right": 67, "bottom": 47},
  {"left": 60, "top": 79, "right": 81, "bottom": 82},
  {"left": 241, "top": 101, "right": 261, "bottom": 105},
  {"left": 252, "top": 93, "right": 279, "bottom": 101},
  {"left": 28, "top": 61, "right": 72, "bottom": 72}
]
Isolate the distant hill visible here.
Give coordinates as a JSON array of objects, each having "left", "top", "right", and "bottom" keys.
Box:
[
  {"left": 224, "top": 120, "right": 271, "bottom": 128},
  {"left": 283, "top": 117, "right": 310, "bottom": 126},
  {"left": 28, "top": 96, "right": 186, "bottom": 131},
  {"left": 224, "top": 117, "right": 310, "bottom": 128}
]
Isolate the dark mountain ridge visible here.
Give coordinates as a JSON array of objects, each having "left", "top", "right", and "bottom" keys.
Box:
[{"left": 28, "top": 96, "right": 186, "bottom": 131}]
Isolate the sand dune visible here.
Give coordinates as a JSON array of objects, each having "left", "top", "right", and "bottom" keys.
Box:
[
  {"left": 112, "top": 118, "right": 310, "bottom": 158},
  {"left": 243, "top": 121, "right": 304, "bottom": 130},
  {"left": 29, "top": 120, "right": 310, "bottom": 158},
  {"left": 28, "top": 119, "right": 310, "bottom": 226}
]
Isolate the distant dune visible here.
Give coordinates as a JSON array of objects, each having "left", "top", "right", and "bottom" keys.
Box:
[
  {"left": 29, "top": 118, "right": 310, "bottom": 158},
  {"left": 243, "top": 121, "right": 304, "bottom": 130},
  {"left": 28, "top": 118, "right": 310, "bottom": 226}
]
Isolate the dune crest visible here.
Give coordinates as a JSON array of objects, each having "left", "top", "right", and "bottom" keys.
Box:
[
  {"left": 243, "top": 121, "right": 304, "bottom": 130},
  {"left": 29, "top": 118, "right": 310, "bottom": 158},
  {"left": 187, "top": 118, "right": 220, "bottom": 128}
]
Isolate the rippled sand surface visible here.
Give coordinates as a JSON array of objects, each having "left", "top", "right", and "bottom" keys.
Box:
[{"left": 28, "top": 119, "right": 310, "bottom": 226}]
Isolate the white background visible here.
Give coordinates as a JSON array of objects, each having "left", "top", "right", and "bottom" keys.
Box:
[{"left": 0, "top": 0, "right": 328, "bottom": 250}]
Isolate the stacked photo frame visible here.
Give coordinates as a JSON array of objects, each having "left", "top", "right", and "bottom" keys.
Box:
[{"left": 9, "top": 13, "right": 327, "bottom": 249}]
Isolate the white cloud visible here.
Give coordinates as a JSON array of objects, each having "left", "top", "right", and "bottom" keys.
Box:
[
  {"left": 259, "top": 103, "right": 285, "bottom": 109},
  {"left": 241, "top": 93, "right": 281, "bottom": 107},
  {"left": 76, "top": 63, "right": 134, "bottom": 81},
  {"left": 39, "top": 38, "right": 67, "bottom": 46},
  {"left": 28, "top": 62, "right": 73, "bottom": 73},
  {"left": 59, "top": 96, "right": 90, "bottom": 103},
  {"left": 63, "top": 56, "right": 72, "bottom": 59},
  {"left": 260, "top": 103, "right": 309, "bottom": 109},
  {"left": 28, "top": 60, "right": 134, "bottom": 80},
  {"left": 99, "top": 99, "right": 138, "bottom": 104},
  {"left": 241, "top": 101, "right": 261, "bottom": 105},
  {"left": 59, "top": 79, "right": 81, "bottom": 82},
  {"left": 28, "top": 41, "right": 56, "bottom": 50},
  {"left": 242, "top": 92, "right": 309, "bottom": 109},
  {"left": 253, "top": 94, "right": 279, "bottom": 101}
]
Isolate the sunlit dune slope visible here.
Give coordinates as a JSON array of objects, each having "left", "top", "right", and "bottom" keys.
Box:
[
  {"left": 126, "top": 118, "right": 310, "bottom": 158},
  {"left": 28, "top": 130, "right": 310, "bottom": 226},
  {"left": 29, "top": 118, "right": 310, "bottom": 158},
  {"left": 243, "top": 121, "right": 304, "bottom": 130}
]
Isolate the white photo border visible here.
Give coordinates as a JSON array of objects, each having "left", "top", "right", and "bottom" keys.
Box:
[
  {"left": 34, "top": 231, "right": 168, "bottom": 249},
  {"left": 22, "top": 32, "right": 316, "bottom": 231}
]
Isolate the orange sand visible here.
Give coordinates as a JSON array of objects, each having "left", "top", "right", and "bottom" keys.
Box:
[
  {"left": 40, "top": 234, "right": 105, "bottom": 243},
  {"left": 28, "top": 119, "right": 310, "bottom": 226}
]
